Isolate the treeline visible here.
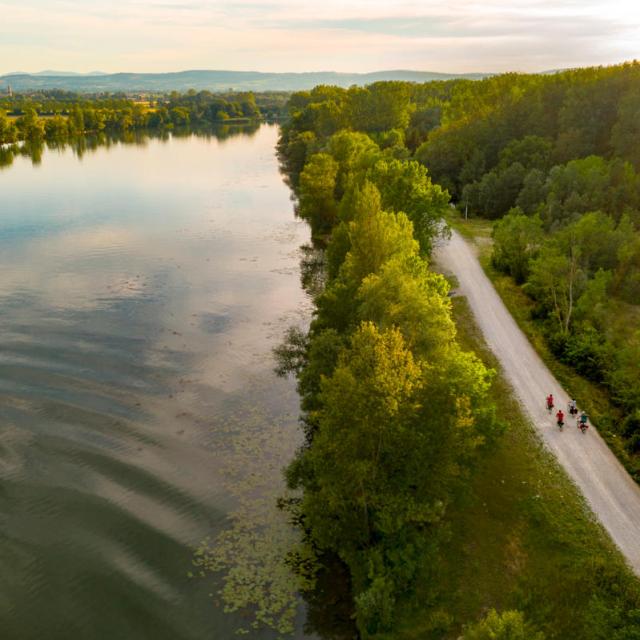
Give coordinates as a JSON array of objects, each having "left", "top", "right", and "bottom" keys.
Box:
[
  {"left": 413, "top": 63, "right": 640, "bottom": 473},
  {"left": 0, "top": 89, "right": 285, "bottom": 143},
  {"left": 277, "top": 90, "right": 501, "bottom": 636}
]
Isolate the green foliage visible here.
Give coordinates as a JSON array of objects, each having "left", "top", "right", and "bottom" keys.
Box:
[
  {"left": 298, "top": 152, "right": 339, "bottom": 234},
  {"left": 341, "top": 210, "right": 419, "bottom": 287},
  {"left": 338, "top": 179, "right": 383, "bottom": 223},
  {"left": 389, "top": 293, "right": 640, "bottom": 640},
  {"left": 357, "top": 256, "right": 455, "bottom": 357},
  {"left": 277, "top": 66, "right": 640, "bottom": 637},
  {"left": 277, "top": 130, "right": 317, "bottom": 188},
  {"left": 279, "top": 86, "right": 500, "bottom": 635},
  {"left": 492, "top": 206, "right": 640, "bottom": 433},
  {"left": 543, "top": 156, "right": 640, "bottom": 228},
  {"left": 497, "top": 136, "right": 553, "bottom": 172},
  {"left": 294, "top": 321, "right": 494, "bottom": 635},
  {"left": 0, "top": 89, "right": 269, "bottom": 145},
  {"left": 611, "top": 88, "right": 640, "bottom": 169},
  {"left": 326, "top": 130, "right": 380, "bottom": 198},
  {"left": 279, "top": 80, "right": 451, "bottom": 252},
  {"left": 492, "top": 209, "right": 543, "bottom": 283},
  {"left": 348, "top": 82, "right": 414, "bottom": 133},
  {"left": 366, "top": 158, "right": 450, "bottom": 252},
  {"left": 516, "top": 168, "right": 547, "bottom": 214},
  {"left": 17, "top": 108, "right": 45, "bottom": 140},
  {"left": 462, "top": 609, "right": 545, "bottom": 640}
]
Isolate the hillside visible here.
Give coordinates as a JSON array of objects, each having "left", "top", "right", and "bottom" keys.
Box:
[{"left": 0, "top": 69, "right": 488, "bottom": 93}]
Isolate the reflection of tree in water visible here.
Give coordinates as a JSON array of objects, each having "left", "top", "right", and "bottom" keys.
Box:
[
  {"left": 302, "top": 554, "right": 357, "bottom": 640},
  {"left": 187, "top": 368, "right": 356, "bottom": 638},
  {"left": 189, "top": 377, "right": 315, "bottom": 636},
  {"left": 299, "top": 242, "right": 325, "bottom": 298},
  {"left": 272, "top": 334, "right": 358, "bottom": 637},
  {"left": 0, "top": 124, "right": 262, "bottom": 169},
  {"left": 22, "top": 139, "right": 43, "bottom": 165},
  {"left": 0, "top": 145, "right": 16, "bottom": 169}
]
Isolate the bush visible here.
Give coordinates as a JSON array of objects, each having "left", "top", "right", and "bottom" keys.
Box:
[{"left": 462, "top": 609, "right": 545, "bottom": 640}]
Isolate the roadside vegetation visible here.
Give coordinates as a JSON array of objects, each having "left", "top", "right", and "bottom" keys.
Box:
[
  {"left": 448, "top": 209, "right": 636, "bottom": 482},
  {"left": 276, "top": 64, "right": 640, "bottom": 638},
  {"left": 425, "top": 65, "right": 640, "bottom": 480},
  {"left": 391, "top": 294, "right": 640, "bottom": 639}
]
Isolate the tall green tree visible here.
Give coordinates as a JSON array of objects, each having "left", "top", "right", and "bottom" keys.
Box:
[{"left": 298, "top": 152, "right": 339, "bottom": 234}]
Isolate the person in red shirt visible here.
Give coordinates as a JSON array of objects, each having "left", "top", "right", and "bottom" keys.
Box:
[
  {"left": 546, "top": 394, "right": 554, "bottom": 411},
  {"left": 556, "top": 409, "right": 565, "bottom": 428}
]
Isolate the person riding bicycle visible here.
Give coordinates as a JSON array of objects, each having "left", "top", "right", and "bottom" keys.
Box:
[
  {"left": 568, "top": 399, "right": 577, "bottom": 415},
  {"left": 579, "top": 411, "right": 589, "bottom": 429},
  {"left": 556, "top": 409, "right": 565, "bottom": 427},
  {"left": 546, "top": 394, "right": 554, "bottom": 410}
]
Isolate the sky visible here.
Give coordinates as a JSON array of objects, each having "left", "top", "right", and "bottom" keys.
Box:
[{"left": 1, "top": 0, "right": 640, "bottom": 75}]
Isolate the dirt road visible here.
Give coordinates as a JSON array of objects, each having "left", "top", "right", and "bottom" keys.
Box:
[{"left": 435, "top": 229, "right": 640, "bottom": 575}]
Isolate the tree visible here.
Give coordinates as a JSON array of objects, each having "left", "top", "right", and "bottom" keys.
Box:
[
  {"left": 614, "top": 234, "right": 640, "bottom": 303},
  {"left": 326, "top": 130, "right": 379, "bottom": 199},
  {"left": 68, "top": 105, "right": 85, "bottom": 134},
  {"left": 357, "top": 256, "right": 456, "bottom": 358},
  {"left": 348, "top": 82, "right": 414, "bottom": 133},
  {"left": 516, "top": 168, "right": 547, "bottom": 215},
  {"left": 169, "top": 106, "right": 190, "bottom": 126},
  {"left": 492, "top": 209, "right": 544, "bottom": 283},
  {"left": 277, "top": 130, "right": 317, "bottom": 187},
  {"left": 366, "top": 158, "right": 450, "bottom": 252},
  {"left": 298, "top": 152, "right": 339, "bottom": 234},
  {"left": 474, "top": 163, "right": 527, "bottom": 218},
  {"left": 340, "top": 210, "right": 418, "bottom": 287},
  {"left": 292, "top": 321, "right": 495, "bottom": 637},
  {"left": 17, "top": 108, "right": 45, "bottom": 140},
  {"left": 0, "top": 112, "right": 18, "bottom": 144},
  {"left": 611, "top": 89, "right": 640, "bottom": 169},
  {"left": 463, "top": 609, "right": 545, "bottom": 640},
  {"left": 498, "top": 135, "right": 553, "bottom": 172},
  {"left": 527, "top": 243, "right": 583, "bottom": 335},
  {"left": 44, "top": 115, "right": 69, "bottom": 139}
]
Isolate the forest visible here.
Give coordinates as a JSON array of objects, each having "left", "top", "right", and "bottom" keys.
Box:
[
  {"left": 277, "top": 62, "right": 640, "bottom": 638},
  {"left": 0, "top": 89, "right": 287, "bottom": 143},
  {"left": 415, "top": 63, "right": 640, "bottom": 479},
  {"left": 279, "top": 61, "right": 640, "bottom": 478}
]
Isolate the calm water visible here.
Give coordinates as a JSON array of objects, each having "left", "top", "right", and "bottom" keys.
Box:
[{"left": 0, "top": 126, "right": 317, "bottom": 639}]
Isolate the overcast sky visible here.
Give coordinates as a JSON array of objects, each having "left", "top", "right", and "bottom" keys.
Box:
[{"left": 2, "top": 0, "right": 639, "bottom": 74}]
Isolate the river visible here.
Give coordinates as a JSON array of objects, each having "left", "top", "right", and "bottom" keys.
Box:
[{"left": 0, "top": 125, "right": 321, "bottom": 639}]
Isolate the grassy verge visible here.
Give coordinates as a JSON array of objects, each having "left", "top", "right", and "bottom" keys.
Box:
[
  {"left": 392, "top": 294, "right": 640, "bottom": 639},
  {"left": 446, "top": 210, "right": 638, "bottom": 482}
]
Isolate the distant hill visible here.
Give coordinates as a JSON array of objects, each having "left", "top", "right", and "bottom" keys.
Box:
[
  {"left": 4, "top": 70, "right": 107, "bottom": 77},
  {"left": 0, "top": 69, "right": 489, "bottom": 93}
]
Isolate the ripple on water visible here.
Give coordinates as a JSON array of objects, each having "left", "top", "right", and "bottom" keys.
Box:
[{"left": 0, "top": 126, "right": 315, "bottom": 640}]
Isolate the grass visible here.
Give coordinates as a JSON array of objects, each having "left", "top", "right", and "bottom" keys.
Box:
[
  {"left": 445, "top": 208, "right": 493, "bottom": 243},
  {"left": 392, "top": 294, "right": 640, "bottom": 639}
]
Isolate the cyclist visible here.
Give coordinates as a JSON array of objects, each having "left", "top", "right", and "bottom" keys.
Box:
[
  {"left": 546, "top": 394, "right": 554, "bottom": 412},
  {"left": 556, "top": 409, "right": 565, "bottom": 428},
  {"left": 579, "top": 411, "right": 589, "bottom": 432}
]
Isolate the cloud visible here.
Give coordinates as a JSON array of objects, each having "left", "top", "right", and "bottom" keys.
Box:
[{"left": 0, "top": 0, "right": 639, "bottom": 73}]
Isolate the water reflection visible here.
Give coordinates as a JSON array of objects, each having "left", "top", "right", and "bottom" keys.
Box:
[
  {"left": 0, "top": 122, "right": 261, "bottom": 170},
  {"left": 0, "top": 124, "right": 318, "bottom": 639}
]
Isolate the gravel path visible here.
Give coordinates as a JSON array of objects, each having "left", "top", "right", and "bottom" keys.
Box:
[{"left": 435, "top": 229, "right": 640, "bottom": 575}]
